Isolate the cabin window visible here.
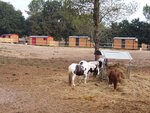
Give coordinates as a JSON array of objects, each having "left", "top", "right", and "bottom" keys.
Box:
[
  {"left": 121, "top": 39, "right": 125, "bottom": 48},
  {"left": 43, "top": 38, "right": 47, "bottom": 40},
  {"left": 76, "top": 38, "right": 79, "bottom": 46}
]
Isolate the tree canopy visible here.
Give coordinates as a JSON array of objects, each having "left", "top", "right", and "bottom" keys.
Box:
[
  {"left": 110, "top": 19, "right": 150, "bottom": 44},
  {"left": 143, "top": 4, "right": 150, "bottom": 22},
  {"left": 26, "top": 0, "right": 45, "bottom": 15},
  {"left": 0, "top": 1, "right": 25, "bottom": 36}
]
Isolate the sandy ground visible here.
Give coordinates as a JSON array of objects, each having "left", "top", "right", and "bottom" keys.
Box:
[{"left": 0, "top": 43, "right": 149, "bottom": 113}]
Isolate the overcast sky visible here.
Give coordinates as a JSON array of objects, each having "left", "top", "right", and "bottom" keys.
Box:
[
  {"left": 1, "top": 0, "right": 150, "bottom": 22},
  {"left": 2, "top": 0, "right": 32, "bottom": 18}
]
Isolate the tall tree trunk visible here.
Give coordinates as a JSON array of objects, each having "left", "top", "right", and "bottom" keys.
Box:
[{"left": 93, "top": 0, "right": 100, "bottom": 61}]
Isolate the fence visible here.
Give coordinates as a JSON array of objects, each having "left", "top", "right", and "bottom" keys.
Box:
[
  {"left": 56, "top": 42, "right": 150, "bottom": 50},
  {"left": 58, "top": 42, "right": 150, "bottom": 50},
  {"left": 1, "top": 39, "right": 150, "bottom": 50}
]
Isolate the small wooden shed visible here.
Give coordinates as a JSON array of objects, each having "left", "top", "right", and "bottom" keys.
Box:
[
  {"left": 29, "top": 36, "right": 58, "bottom": 46},
  {"left": 0, "top": 34, "right": 19, "bottom": 43},
  {"left": 113, "top": 37, "right": 138, "bottom": 50},
  {"left": 69, "top": 36, "right": 93, "bottom": 47}
]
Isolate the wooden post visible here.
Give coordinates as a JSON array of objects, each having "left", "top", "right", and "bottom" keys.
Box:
[
  {"left": 101, "top": 59, "right": 106, "bottom": 81},
  {"left": 127, "top": 61, "right": 131, "bottom": 79},
  {"left": 101, "top": 64, "right": 104, "bottom": 81}
]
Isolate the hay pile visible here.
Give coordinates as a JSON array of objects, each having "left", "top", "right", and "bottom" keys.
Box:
[{"left": 105, "top": 63, "right": 128, "bottom": 84}]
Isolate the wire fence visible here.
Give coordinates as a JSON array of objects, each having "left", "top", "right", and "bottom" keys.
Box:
[
  {"left": 17, "top": 40, "right": 150, "bottom": 51},
  {"left": 54, "top": 42, "right": 150, "bottom": 50}
]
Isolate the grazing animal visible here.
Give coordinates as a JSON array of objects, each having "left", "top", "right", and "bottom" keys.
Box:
[
  {"left": 68, "top": 63, "right": 88, "bottom": 86},
  {"left": 79, "top": 60, "right": 100, "bottom": 78},
  {"left": 108, "top": 68, "right": 120, "bottom": 91},
  {"left": 98, "top": 58, "right": 107, "bottom": 68},
  {"left": 88, "top": 61, "right": 100, "bottom": 67},
  {"left": 68, "top": 60, "right": 100, "bottom": 86},
  {"left": 88, "top": 61, "right": 101, "bottom": 77},
  {"left": 87, "top": 59, "right": 105, "bottom": 78}
]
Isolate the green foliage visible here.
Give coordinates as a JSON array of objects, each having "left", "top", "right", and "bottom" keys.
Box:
[
  {"left": 72, "top": 14, "right": 93, "bottom": 36},
  {"left": 26, "top": 13, "right": 44, "bottom": 35},
  {"left": 109, "top": 19, "right": 150, "bottom": 44},
  {"left": 0, "top": 1, "right": 25, "bottom": 37},
  {"left": 1, "top": 57, "right": 5, "bottom": 64},
  {"left": 26, "top": 0, "right": 45, "bottom": 15},
  {"left": 26, "top": 0, "right": 92, "bottom": 41},
  {"left": 42, "top": 0, "right": 64, "bottom": 40},
  {"left": 143, "top": 4, "right": 150, "bottom": 22}
]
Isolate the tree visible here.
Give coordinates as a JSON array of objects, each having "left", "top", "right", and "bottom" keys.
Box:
[
  {"left": 110, "top": 19, "right": 150, "bottom": 44},
  {"left": 72, "top": 0, "right": 137, "bottom": 25},
  {"left": 93, "top": 0, "right": 100, "bottom": 60},
  {"left": 0, "top": 1, "right": 25, "bottom": 37},
  {"left": 93, "top": 0, "right": 137, "bottom": 60},
  {"left": 26, "top": 0, "right": 137, "bottom": 45},
  {"left": 143, "top": 4, "right": 150, "bottom": 22},
  {"left": 26, "top": 0, "right": 45, "bottom": 16},
  {"left": 59, "top": 0, "right": 78, "bottom": 41},
  {"left": 26, "top": 0, "right": 62, "bottom": 38},
  {"left": 26, "top": 0, "right": 82, "bottom": 41},
  {"left": 42, "top": 0, "right": 62, "bottom": 39},
  {"left": 70, "top": 0, "right": 137, "bottom": 60},
  {"left": 26, "top": 13, "right": 43, "bottom": 35},
  {"left": 26, "top": 0, "right": 75, "bottom": 41}
]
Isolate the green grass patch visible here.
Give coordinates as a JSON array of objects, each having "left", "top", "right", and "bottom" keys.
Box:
[
  {"left": 0, "top": 63, "right": 2, "bottom": 67},
  {"left": 1, "top": 58, "right": 5, "bottom": 64},
  {"left": 6, "top": 57, "right": 11, "bottom": 64},
  {"left": 147, "top": 65, "right": 150, "bottom": 69},
  {"left": 19, "top": 60, "right": 35, "bottom": 66},
  {"left": 28, "top": 61, "right": 34, "bottom": 66}
]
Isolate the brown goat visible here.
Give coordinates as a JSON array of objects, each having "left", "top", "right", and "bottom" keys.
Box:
[{"left": 108, "top": 69, "right": 120, "bottom": 91}]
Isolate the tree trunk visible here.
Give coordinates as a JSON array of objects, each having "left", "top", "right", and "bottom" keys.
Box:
[{"left": 93, "top": 0, "right": 100, "bottom": 61}]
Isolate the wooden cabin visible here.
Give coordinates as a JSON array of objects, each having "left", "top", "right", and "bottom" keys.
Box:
[
  {"left": 69, "top": 36, "right": 93, "bottom": 47},
  {"left": 141, "top": 43, "right": 150, "bottom": 50},
  {"left": 29, "top": 36, "right": 58, "bottom": 46},
  {"left": 113, "top": 37, "right": 138, "bottom": 50},
  {"left": 0, "top": 34, "right": 19, "bottom": 43}
]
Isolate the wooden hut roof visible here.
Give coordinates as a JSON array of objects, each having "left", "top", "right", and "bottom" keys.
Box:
[
  {"left": 1, "top": 34, "right": 18, "bottom": 36},
  {"left": 114, "top": 37, "right": 137, "bottom": 40},
  {"left": 69, "top": 36, "right": 89, "bottom": 38},
  {"left": 30, "top": 36, "right": 54, "bottom": 38}
]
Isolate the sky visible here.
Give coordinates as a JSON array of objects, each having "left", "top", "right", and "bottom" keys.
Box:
[
  {"left": 125, "top": 0, "right": 150, "bottom": 22},
  {"left": 2, "top": 0, "right": 32, "bottom": 18},
  {"left": 1, "top": 0, "right": 150, "bottom": 22}
]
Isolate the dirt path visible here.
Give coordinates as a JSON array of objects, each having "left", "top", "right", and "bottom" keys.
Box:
[
  {"left": 0, "top": 43, "right": 150, "bottom": 66},
  {"left": 0, "top": 43, "right": 149, "bottom": 113}
]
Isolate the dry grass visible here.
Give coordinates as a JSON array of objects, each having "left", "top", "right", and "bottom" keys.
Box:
[{"left": 0, "top": 43, "right": 149, "bottom": 113}]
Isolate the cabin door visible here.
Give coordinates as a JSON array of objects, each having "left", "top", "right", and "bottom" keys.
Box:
[
  {"left": 76, "top": 38, "right": 79, "bottom": 46},
  {"left": 32, "top": 38, "right": 36, "bottom": 45},
  {"left": 121, "top": 39, "right": 125, "bottom": 48}
]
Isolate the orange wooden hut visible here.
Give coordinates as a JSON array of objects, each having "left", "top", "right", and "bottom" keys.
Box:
[
  {"left": 69, "top": 36, "right": 93, "bottom": 47},
  {"left": 113, "top": 37, "right": 138, "bottom": 50},
  {"left": 29, "top": 36, "right": 58, "bottom": 46},
  {"left": 0, "top": 34, "right": 19, "bottom": 43}
]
